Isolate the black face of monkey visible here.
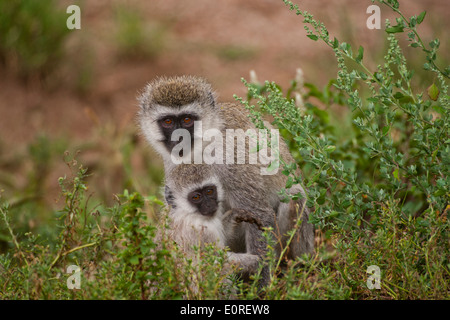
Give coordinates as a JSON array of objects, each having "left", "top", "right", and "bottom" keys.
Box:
[
  {"left": 158, "top": 113, "right": 199, "bottom": 153},
  {"left": 188, "top": 185, "right": 218, "bottom": 217}
]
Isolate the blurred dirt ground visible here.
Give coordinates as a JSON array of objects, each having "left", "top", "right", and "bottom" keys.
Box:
[{"left": 0, "top": 0, "right": 448, "bottom": 151}]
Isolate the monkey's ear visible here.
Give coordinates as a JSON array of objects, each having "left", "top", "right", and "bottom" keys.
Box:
[
  {"left": 165, "top": 185, "right": 175, "bottom": 207},
  {"left": 137, "top": 83, "right": 154, "bottom": 111}
]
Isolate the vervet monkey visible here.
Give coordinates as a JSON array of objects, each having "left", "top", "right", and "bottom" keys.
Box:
[
  {"left": 138, "top": 75, "right": 314, "bottom": 285},
  {"left": 164, "top": 164, "right": 261, "bottom": 277}
]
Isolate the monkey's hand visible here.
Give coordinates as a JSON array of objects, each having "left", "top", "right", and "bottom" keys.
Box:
[{"left": 226, "top": 209, "right": 265, "bottom": 231}]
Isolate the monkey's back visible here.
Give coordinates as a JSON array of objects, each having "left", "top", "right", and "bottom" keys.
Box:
[
  {"left": 216, "top": 102, "right": 298, "bottom": 209},
  {"left": 218, "top": 103, "right": 294, "bottom": 181}
]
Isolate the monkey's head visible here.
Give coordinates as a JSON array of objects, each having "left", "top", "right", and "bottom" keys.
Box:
[
  {"left": 165, "top": 164, "right": 224, "bottom": 219},
  {"left": 186, "top": 184, "right": 219, "bottom": 217},
  {"left": 138, "top": 75, "right": 222, "bottom": 162}
]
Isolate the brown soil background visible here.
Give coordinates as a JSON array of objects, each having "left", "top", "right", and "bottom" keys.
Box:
[{"left": 1, "top": 0, "right": 448, "bottom": 148}]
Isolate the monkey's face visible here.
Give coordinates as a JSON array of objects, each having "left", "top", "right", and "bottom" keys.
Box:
[
  {"left": 140, "top": 102, "right": 222, "bottom": 162},
  {"left": 187, "top": 185, "right": 218, "bottom": 217},
  {"left": 157, "top": 112, "right": 199, "bottom": 154},
  {"left": 138, "top": 76, "right": 222, "bottom": 163},
  {"left": 167, "top": 167, "right": 224, "bottom": 221}
]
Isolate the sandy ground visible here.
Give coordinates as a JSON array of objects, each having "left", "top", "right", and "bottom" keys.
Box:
[{"left": 0, "top": 0, "right": 448, "bottom": 149}]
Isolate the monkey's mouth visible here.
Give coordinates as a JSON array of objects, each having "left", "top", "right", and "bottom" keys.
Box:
[
  {"left": 165, "top": 140, "right": 192, "bottom": 158},
  {"left": 199, "top": 203, "right": 218, "bottom": 217},
  {"left": 165, "top": 140, "right": 179, "bottom": 152}
]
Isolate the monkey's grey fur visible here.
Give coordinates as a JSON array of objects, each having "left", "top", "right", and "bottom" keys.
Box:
[
  {"left": 164, "top": 164, "right": 261, "bottom": 276},
  {"left": 138, "top": 75, "right": 314, "bottom": 285}
]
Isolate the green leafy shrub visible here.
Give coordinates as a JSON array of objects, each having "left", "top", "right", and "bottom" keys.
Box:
[
  {"left": 235, "top": 0, "right": 449, "bottom": 299},
  {"left": 0, "top": 152, "right": 237, "bottom": 299}
]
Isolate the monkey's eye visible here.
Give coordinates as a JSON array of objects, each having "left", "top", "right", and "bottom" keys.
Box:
[
  {"left": 181, "top": 117, "right": 193, "bottom": 127},
  {"left": 205, "top": 188, "right": 215, "bottom": 196},
  {"left": 191, "top": 193, "right": 202, "bottom": 202},
  {"left": 161, "top": 118, "right": 174, "bottom": 128}
]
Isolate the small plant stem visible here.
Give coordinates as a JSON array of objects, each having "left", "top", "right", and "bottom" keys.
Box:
[
  {"left": 0, "top": 205, "right": 29, "bottom": 268},
  {"left": 49, "top": 241, "right": 98, "bottom": 270}
]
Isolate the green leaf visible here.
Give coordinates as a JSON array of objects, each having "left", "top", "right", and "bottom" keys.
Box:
[
  {"left": 307, "top": 34, "right": 318, "bottom": 41},
  {"left": 285, "top": 176, "right": 294, "bottom": 189},
  {"left": 328, "top": 211, "right": 339, "bottom": 218},
  {"left": 444, "top": 66, "right": 450, "bottom": 77},
  {"left": 432, "top": 104, "right": 445, "bottom": 115},
  {"left": 341, "top": 42, "right": 352, "bottom": 55},
  {"left": 393, "top": 168, "right": 400, "bottom": 181},
  {"left": 316, "top": 196, "right": 325, "bottom": 205},
  {"left": 427, "top": 83, "right": 439, "bottom": 101},
  {"left": 434, "top": 189, "right": 446, "bottom": 197},
  {"left": 359, "top": 71, "right": 368, "bottom": 80},
  {"left": 304, "top": 82, "right": 323, "bottom": 99},
  {"left": 317, "top": 189, "right": 327, "bottom": 205},
  {"left": 129, "top": 256, "right": 140, "bottom": 265},
  {"left": 332, "top": 37, "right": 339, "bottom": 48},
  {"left": 386, "top": 25, "right": 404, "bottom": 33},
  {"left": 393, "top": 92, "right": 404, "bottom": 99},
  {"left": 355, "top": 46, "right": 364, "bottom": 63},
  {"left": 429, "top": 39, "right": 439, "bottom": 48},
  {"left": 324, "top": 145, "right": 336, "bottom": 153},
  {"left": 417, "top": 11, "right": 426, "bottom": 24}
]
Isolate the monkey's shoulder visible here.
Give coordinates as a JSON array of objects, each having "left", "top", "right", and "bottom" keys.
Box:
[{"left": 218, "top": 102, "right": 254, "bottom": 129}]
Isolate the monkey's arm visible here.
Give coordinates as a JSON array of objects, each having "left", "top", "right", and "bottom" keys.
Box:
[
  {"left": 222, "top": 209, "right": 266, "bottom": 278},
  {"left": 224, "top": 208, "right": 264, "bottom": 231}
]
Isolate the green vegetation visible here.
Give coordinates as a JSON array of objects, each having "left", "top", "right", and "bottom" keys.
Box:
[
  {"left": 0, "top": 0, "right": 448, "bottom": 299},
  {"left": 114, "top": 5, "right": 167, "bottom": 60},
  {"left": 238, "top": 0, "right": 449, "bottom": 298},
  {"left": 215, "top": 44, "right": 259, "bottom": 62},
  {"left": 0, "top": 0, "right": 70, "bottom": 79}
]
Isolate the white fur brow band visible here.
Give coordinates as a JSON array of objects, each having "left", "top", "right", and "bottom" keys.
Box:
[
  {"left": 153, "top": 104, "right": 200, "bottom": 117},
  {"left": 179, "top": 178, "right": 221, "bottom": 198}
]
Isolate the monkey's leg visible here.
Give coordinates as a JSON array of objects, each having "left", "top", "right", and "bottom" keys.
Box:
[
  {"left": 227, "top": 252, "right": 260, "bottom": 279},
  {"left": 225, "top": 206, "right": 274, "bottom": 286},
  {"left": 286, "top": 199, "right": 315, "bottom": 259},
  {"left": 244, "top": 220, "right": 273, "bottom": 287}
]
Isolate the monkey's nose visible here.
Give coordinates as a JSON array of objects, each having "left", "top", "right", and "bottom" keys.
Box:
[
  {"left": 168, "top": 140, "right": 180, "bottom": 152},
  {"left": 201, "top": 202, "right": 218, "bottom": 217}
]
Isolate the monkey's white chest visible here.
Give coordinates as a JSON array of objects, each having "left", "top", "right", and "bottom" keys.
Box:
[{"left": 172, "top": 214, "right": 226, "bottom": 248}]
